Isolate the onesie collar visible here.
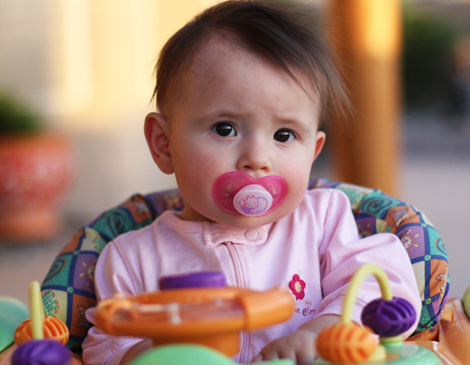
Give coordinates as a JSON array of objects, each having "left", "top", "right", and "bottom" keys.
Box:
[
  {"left": 160, "top": 211, "right": 270, "bottom": 247},
  {"left": 202, "top": 221, "right": 270, "bottom": 247}
]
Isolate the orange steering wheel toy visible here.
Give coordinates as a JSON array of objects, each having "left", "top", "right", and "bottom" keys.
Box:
[{"left": 94, "top": 272, "right": 295, "bottom": 357}]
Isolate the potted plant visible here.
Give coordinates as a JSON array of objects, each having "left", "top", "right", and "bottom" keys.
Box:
[{"left": 0, "top": 93, "right": 75, "bottom": 243}]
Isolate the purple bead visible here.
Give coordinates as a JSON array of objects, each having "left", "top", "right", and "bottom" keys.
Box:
[
  {"left": 12, "top": 339, "right": 71, "bottom": 365},
  {"left": 159, "top": 271, "right": 227, "bottom": 290},
  {"left": 361, "top": 297, "right": 416, "bottom": 337}
]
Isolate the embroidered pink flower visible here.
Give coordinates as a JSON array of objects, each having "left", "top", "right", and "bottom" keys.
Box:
[{"left": 289, "top": 274, "right": 306, "bottom": 300}]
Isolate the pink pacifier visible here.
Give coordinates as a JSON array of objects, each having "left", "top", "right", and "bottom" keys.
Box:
[{"left": 212, "top": 172, "right": 288, "bottom": 217}]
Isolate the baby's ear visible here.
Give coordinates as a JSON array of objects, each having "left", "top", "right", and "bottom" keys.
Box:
[
  {"left": 313, "top": 131, "right": 326, "bottom": 162},
  {"left": 144, "top": 113, "right": 174, "bottom": 174}
]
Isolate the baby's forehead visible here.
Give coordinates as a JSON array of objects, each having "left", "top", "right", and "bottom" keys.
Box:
[
  {"left": 188, "top": 36, "right": 261, "bottom": 77},
  {"left": 160, "top": 34, "right": 319, "bottom": 117},
  {"left": 182, "top": 36, "right": 314, "bottom": 93}
]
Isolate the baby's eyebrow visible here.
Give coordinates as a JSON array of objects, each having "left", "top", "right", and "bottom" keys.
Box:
[
  {"left": 275, "top": 117, "right": 312, "bottom": 135},
  {"left": 211, "top": 111, "right": 244, "bottom": 120},
  {"left": 193, "top": 110, "right": 244, "bottom": 126}
]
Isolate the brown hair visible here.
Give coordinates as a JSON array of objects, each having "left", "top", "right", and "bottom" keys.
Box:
[{"left": 153, "top": 0, "right": 349, "bottom": 125}]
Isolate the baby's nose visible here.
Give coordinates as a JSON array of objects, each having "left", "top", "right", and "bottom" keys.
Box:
[{"left": 236, "top": 143, "right": 271, "bottom": 173}]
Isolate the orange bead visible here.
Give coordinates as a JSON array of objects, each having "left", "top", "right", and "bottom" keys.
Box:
[
  {"left": 14, "top": 316, "right": 69, "bottom": 346},
  {"left": 316, "top": 323, "right": 376, "bottom": 364}
]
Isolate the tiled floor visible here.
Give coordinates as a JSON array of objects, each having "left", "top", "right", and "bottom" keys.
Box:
[{"left": 1, "top": 120, "right": 469, "bottom": 305}]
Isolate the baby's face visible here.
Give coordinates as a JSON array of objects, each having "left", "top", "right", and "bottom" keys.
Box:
[{"left": 161, "top": 38, "right": 325, "bottom": 228}]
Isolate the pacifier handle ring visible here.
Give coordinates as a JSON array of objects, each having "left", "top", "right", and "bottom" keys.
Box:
[{"left": 341, "top": 263, "right": 392, "bottom": 324}]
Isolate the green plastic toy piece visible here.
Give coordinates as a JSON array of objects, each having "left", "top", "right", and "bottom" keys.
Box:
[
  {"left": 128, "top": 344, "right": 293, "bottom": 365},
  {"left": 129, "top": 342, "right": 442, "bottom": 365},
  {"left": 462, "top": 284, "right": 470, "bottom": 318},
  {"left": 314, "top": 342, "right": 442, "bottom": 364},
  {"left": 0, "top": 296, "right": 29, "bottom": 352}
]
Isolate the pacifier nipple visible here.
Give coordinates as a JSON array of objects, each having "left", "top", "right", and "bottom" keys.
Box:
[{"left": 233, "top": 184, "right": 273, "bottom": 217}]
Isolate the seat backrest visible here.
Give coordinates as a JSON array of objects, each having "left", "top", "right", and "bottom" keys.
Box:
[{"left": 41, "top": 179, "right": 449, "bottom": 350}]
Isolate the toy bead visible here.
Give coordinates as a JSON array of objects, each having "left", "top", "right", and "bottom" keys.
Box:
[
  {"left": 316, "top": 322, "right": 377, "bottom": 364},
  {"left": 361, "top": 297, "right": 416, "bottom": 337},
  {"left": 12, "top": 339, "right": 71, "bottom": 365},
  {"left": 14, "top": 315, "right": 69, "bottom": 346}
]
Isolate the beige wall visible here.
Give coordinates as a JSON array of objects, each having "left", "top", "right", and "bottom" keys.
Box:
[
  {"left": 48, "top": 0, "right": 220, "bottom": 130},
  {"left": 0, "top": 0, "right": 221, "bottom": 220}
]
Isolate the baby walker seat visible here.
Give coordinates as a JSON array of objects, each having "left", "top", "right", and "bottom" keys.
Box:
[
  {"left": 39, "top": 178, "right": 448, "bottom": 350},
  {"left": 0, "top": 178, "right": 454, "bottom": 364}
]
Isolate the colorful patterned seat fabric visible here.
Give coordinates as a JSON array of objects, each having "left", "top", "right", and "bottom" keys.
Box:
[{"left": 41, "top": 179, "right": 449, "bottom": 351}]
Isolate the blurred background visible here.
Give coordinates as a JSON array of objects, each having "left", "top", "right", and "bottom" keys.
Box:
[{"left": 0, "top": 0, "right": 469, "bottom": 304}]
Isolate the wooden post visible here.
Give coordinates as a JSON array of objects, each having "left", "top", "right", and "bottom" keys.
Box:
[{"left": 326, "top": 0, "right": 402, "bottom": 196}]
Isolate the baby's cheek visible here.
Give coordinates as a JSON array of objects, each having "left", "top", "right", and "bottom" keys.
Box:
[
  {"left": 288, "top": 172, "right": 310, "bottom": 193},
  {"left": 283, "top": 174, "right": 310, "bottom": 206}
]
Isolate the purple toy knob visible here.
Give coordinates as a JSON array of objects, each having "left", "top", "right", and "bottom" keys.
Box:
[
  {"left": 159, "top": 272, "right": 227, "bottom": 290},
  {"left": 361, "top": 297, "right": 416, "bottom": 337},
  {"left": 12, "top": 339, "right": 71, "bottom": 365}
]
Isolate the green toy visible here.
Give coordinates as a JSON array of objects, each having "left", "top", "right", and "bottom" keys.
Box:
[
  {"left": 462, "top": 283, "right": 470, "bottom": 318},
  {"left": 0, "top": 297, "right": 29, "bottom": 352},
  {"left": 129, "top": 344, "right": 293, "bottom": 365}
]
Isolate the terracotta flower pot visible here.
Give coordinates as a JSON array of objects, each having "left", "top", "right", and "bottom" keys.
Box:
[{"left": 0, "top": 132, "right": 75, "bottom": 243}]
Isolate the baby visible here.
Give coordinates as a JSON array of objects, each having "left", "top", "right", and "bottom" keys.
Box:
[{"left": 83, "top": 1, "right": 421, "bottom": 364}]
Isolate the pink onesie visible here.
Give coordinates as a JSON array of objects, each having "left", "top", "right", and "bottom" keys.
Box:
[{"left": 82, "top": 188, "right": 421, "bottom": 365}]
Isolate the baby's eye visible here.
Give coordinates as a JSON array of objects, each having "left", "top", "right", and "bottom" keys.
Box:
[
  {"left": 274, "top": 129, "right": 295, "bottom": 143},
  {"left": 212, "top": 122, "right": 237, "bottom": 137}
]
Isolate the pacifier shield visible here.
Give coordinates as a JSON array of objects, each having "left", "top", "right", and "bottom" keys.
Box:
[{"left": 212, "top": 172, "right": 287, "bottom": 216}]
